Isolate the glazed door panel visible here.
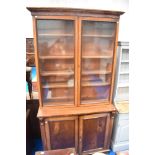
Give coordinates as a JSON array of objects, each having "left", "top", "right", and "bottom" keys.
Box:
[
  {"left": 36, "top": 17, "right": 77, "bottom": 106},
  {"left": 45, "top": 116, "right": 78, "bottom": 151},
  {"left": 79, "top": 113, "right": 111, "bottom": 154},
  {"left": 79, "top": 18, "right": 116, "bottom": 105}
]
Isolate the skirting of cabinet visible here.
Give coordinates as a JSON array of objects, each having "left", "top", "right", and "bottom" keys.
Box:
[{"left": 111, "top": 141, "right": 129, "bottom": 152}]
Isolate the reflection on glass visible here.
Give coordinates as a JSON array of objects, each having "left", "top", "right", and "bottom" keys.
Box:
[
  {"left": 37, "top": 19, "right": 75, "bottom": 105},
  {"left": 81, "top": 21, "right": 115, "bottom": 104}
]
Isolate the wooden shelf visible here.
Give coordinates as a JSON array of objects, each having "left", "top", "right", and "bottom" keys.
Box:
[
  {"left": 39, "top": 55, "right": 74, "bottom": 59},
  {"left": 40, "top": 70, "right": 74, "bottom": 76},
  {"left": 37, "top": 104, "right": 117, "bottom": 117},
  {"left": 38, "top": 33, "right": 73, "bottom": 37},
  {"left": 82, "top": 34, "right": 114, "bottom": 38},
  {"left": 82, "top": 81, "right": 110, "bottom": 87},
  {"left": 82, "top": 70, "right": 111, "bottom": 75},
  {"left": 42, "top": 82, "right": 74, "bottom": 88},
  {"left": 43, "top": 100, "right": 73, "bottom": 105},
  {"left": 26, "top": 52, "right": 34, "bottom": 55},
  {"left": 81, "top": 98, "right": 108, "bottom": 104},
  {"left": 48, "top": 96, "right": 74, "bottom": 100},
  {"left": 82, "top": 55, "right": 113, "bottom": 59}
]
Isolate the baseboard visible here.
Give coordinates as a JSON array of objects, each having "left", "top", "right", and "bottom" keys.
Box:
[{"left": 111, "top": 141, "right": 129, "bottom": 152}]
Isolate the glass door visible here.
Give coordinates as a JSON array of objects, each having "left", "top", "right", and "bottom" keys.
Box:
[
  {"left": 36, "top": 18, "right": 76, "bottom": 106},
  {"left": 80, "top": 19, "right": 116, "bottom": 104}
]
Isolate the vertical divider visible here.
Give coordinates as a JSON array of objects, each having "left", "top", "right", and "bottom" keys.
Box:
[
  {"left": 77, "top": 18, "right": 82, "bottom": 106},
  {"left": 74, "top": 17, "right": 78, "bottom": 107}
]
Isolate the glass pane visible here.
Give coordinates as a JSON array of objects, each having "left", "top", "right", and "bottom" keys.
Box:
[
  {"left": 117, "top": 87, "right": 129, "bottom": 100},
  {"left": 81, "top": 20, "right": 115, "bottom": 104},
  {"left": 49, "top": 120, "right": 75, "bottom": 149},
  {"left": 119, "top": 74, "right": 129, "bottom": 83},
  {"left": 82, "top": 117, "right": 106, "bottom": 151},
  {"left": 122, "top": 49, "right": 129, "bottom": 61},
  {"left": 120, "top": 62, "right": 129, "bottom": 73},
  {"left": 37, "top": 19, "right": 75, "bottom": 105}
]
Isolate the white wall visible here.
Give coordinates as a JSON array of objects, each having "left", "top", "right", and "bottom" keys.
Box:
[{"left": 25, "top": 0, "right": 129, "bottom": 41}]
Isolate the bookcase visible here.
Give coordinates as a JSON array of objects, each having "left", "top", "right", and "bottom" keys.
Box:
[
  {"left": 111, "top": 42, "right": 129, "bottom": 152},
  {"left": 27, "top": 7, "right": 124, "bottom": 155},
  {"left": 113, "top": 42, "right": 129, "bottom": 102}
]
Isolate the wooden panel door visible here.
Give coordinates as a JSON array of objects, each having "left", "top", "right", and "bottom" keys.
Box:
[
  {"left": 34, "top": 16, "right": 78, "bottom": 107},
  {"left": 78, "top": 17, "right": 117, "bottom": 105},
  {"left": 79, "top": 113, "right": 111, "bottom": 154},
  {"left": 44, "top": 116, "right": 78, "bottom": 151}
]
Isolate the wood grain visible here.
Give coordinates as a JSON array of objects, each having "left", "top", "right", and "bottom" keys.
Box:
[
  {"left": 27, "top": 7, "right": 124, "bottom": 18},
  {"left": 28, "top": 7, "right": 123, "bottom": 154},
  {"left": 37, "top": 104, "right": 116, "bottom": 118}
]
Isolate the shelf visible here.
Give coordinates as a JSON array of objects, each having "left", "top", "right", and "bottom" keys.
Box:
[
  {"left": 43, "top": 100, "right": 73, "bottom": 105},
  {"left": 115, "top": 102, "right": 129, "bottom": 113},
  {"left": 82, "top": 55, "right": 113, "bottom": 59},
  {"left": 116, "top": 94, "right": 129, "bottom": 101},
  {"left": 118, "top": 83, "right": 129, "bottom": 88},
  {"left": 38, "top": 33, "right": 73, "bottom": 37},
  {"left": 44, "top": 96, "right": 74, "bottom": 100},
  {"left": 26, "top": 52, "right": 34, "bottom": 55},
  {"left": 120, "top": 71, "right": 129, "bottom": 75},
  {"left": 42, "top": 82, "right": 74, "bottom": 88},
  {"left": 82, "top": 34, "right": 114, "bottom": 38},
  {"left": 40, "top": 70, "right": 74, "bottom": 76},
  {"left": 81, "top": 98, "right": 108, "bottom": 104},
  {"left": 82, "top": 81, "right": 110, "bottom": 87},
  {"left": 42, "top": 82, "right": 110, "bottom": 89},
  {"left": 82, "top": 70, "right": 111, "bottom": 75},
  {"left": 39, "top": 55, "right": 74, "bottom": 59},
  {"left": 37, "top": 104, "right": 117, "bottom": 117},
  {"left": 121, "top": 60, "right": 129, "bottom": 63}
]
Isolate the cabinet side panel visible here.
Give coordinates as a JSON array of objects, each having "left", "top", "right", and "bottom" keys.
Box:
[
  {"left": 32, "top": 17, "right": 43, "bottom": 106},
  {"left": 110, "top": 22, "right": 119, "bottom": 103}
]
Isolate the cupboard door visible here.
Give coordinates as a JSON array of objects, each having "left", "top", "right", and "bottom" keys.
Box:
[
  {"left": 79, "top": 113, "right": 111, "bottom": 154},
  {"left": 36, "top": 17, "right": 77, "bottom": 106},
  {"left": 80, "top": 19, "right": 116, "bottom": 104},
  {"left": 45, "top": 116, "right": 78, "bottom": 151}
]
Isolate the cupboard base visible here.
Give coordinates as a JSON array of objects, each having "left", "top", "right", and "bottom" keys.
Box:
[{"left": 38, "top": 111, "right": 116, "bottom": 155}]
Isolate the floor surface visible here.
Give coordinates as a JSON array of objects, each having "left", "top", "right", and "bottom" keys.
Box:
[{"left": 31, "top": 139, "right": 121, "bottom": 155}]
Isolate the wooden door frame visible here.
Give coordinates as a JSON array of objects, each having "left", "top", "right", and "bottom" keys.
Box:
[
  {"left": 32, "top": 16, "right": 79, "bottom": 107},
  {"left": 44, "top": 116, "right": 78, "bottom": 151},
  {"left": 79, "top": 113, "right": 111, "bottom": 155},
  {"left": 77, "top": 17, "right": 119, "bottom": 106}
]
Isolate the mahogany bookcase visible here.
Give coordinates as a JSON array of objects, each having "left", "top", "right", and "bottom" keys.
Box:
[{"left": 27, "top": 7, "right": 124, "bottom": 155}]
